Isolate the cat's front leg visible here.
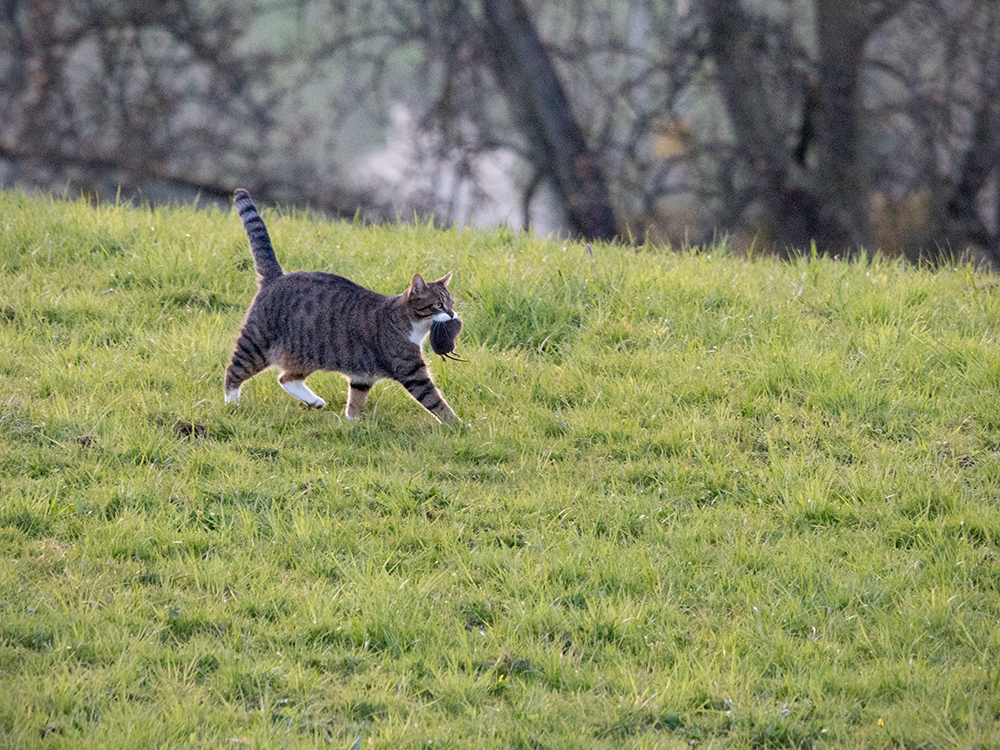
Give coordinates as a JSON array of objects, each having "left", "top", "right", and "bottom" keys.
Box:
[
  {"left": 395, "top": 362, "right": 459, "bottom": 424},
  {"left": 432, "top": 400, "right": 460, "bottom": 425}
]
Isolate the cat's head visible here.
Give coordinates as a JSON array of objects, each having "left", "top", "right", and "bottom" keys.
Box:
[{"left": 406, "top": 272, "right": 455, "bottom": 321}]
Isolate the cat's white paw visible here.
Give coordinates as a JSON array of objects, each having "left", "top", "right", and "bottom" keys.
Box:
[
  {"left": 280, "top": 380, "right": 326, "bottom": 409},
  {"left": 225, "top": 388, "right": 241, "bottom": 404}
]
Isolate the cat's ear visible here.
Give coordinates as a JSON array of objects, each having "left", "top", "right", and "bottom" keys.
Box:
[
  {"left": 411, "top": 274, "right": 427, "bottom": 292},
  {"left": 435, "top": 271, "right": 453, "bottom": 287}
]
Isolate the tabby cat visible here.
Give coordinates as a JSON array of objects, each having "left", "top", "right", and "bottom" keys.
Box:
[{"left": 224, "top": 189, "right": 460, "bottom": 424}]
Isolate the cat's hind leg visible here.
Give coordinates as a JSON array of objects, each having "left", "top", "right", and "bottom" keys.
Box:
[
  {"left": 278, "top": 372, "right": 327, "bottom": 409},
  {"left": 345, "top": 381, "right": 373, "bottom": 420},
  {"left": 225, "top": 335, "right": 270, "bottom": 404}
]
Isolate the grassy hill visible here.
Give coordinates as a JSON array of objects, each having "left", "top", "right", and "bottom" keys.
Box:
[{"left": 1, "top": 189, "right": 999, "bottom": 749}]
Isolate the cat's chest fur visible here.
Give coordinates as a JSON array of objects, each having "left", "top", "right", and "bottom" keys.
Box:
[{"left": 408, "top": 311, "right": 458, "bottom": 346}]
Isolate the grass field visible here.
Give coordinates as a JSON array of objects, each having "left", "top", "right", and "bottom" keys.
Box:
[{"left": 1, "top": 188, "right": 999, "bottom": 749}]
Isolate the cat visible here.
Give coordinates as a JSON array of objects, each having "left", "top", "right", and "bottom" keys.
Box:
[{"left": 224, "top": 189, "right": 460, "bottom": 424}]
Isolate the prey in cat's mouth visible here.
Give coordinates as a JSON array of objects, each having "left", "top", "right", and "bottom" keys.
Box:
[
  {"left": 224, "top": 188, "right": 463, "bottom": 424},
  {"left": 430, "top": 316, "right": 466, "bottom": 361}
]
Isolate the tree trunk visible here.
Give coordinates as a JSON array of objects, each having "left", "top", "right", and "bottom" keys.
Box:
[
  {"left": 704, "top": 0, "right": 831, "bottom": 253},
  {"left": 19, "top": 0, "right": 72, "bottom": 164},
  {"left": 704, "top": 0, "right": 911, "bottom": 256},
  {"left": 477, "top": 0, "right": 617, "bottom": 241},
  {"left": 940, "top": 5, "right": 1000, "bottom": 266},
  {"left": 814, "top": 0, "right": 871, "bottom": 252}
]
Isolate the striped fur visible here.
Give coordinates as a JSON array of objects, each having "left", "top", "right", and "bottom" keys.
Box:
[
  {"left": 225, "top": 189, "right": 460, "bottom": 424},
  {"left": 234, "top": 188, "right": 284, "bottom": 285}
]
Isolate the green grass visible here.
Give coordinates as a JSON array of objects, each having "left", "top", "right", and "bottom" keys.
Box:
[{"left": 2, "top": 188, "right": 999, "bottom": 749}]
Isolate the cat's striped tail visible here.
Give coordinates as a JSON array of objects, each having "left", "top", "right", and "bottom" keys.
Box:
[{"left": 234, "top": 189, "right": 283, "bottom": 285}]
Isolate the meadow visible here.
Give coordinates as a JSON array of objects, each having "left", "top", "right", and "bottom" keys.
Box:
[{"left": 1, "top": 188, "right": 999, "bottom": 749}]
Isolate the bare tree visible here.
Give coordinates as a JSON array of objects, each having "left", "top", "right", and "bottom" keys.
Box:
[
  {"left": 3, "top": 0, "right": 1000, "bottom": 261},
  {"left": 861, "top": 0, "right": 1000, "bottom": 264},
  {"left": 0, "top": 0, "right": 368, "bottom": 212},
  {"left": 432, "top": 0, "right": 617, "bottom": 240},
  {"left": 934, "top": 1, "right": 1000, "bottom": 265},
  {"left": 701, "top": 0, "right": 910, "bottom": 255}
]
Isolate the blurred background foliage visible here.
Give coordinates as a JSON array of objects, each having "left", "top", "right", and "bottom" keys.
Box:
[{"left": 1, "top": 0, "right": 998, "bottom": 262}]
